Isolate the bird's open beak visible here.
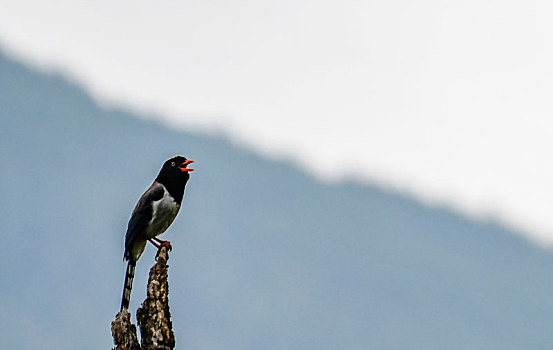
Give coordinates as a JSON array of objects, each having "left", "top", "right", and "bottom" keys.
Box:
[{"left": 179, "top": 159, "right": 194, "bottom": 172}]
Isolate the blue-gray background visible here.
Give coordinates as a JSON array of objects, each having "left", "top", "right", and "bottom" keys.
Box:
[{"left": 2, "top": 50, "right": 553, "bottom": 349}]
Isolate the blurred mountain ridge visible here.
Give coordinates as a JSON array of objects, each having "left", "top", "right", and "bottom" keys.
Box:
[{"left": 1, "top": 48, "right": 553, "bottom": 349}]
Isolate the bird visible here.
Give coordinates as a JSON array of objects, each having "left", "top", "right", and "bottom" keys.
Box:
[{"left": 120, "top": 156, "right": 194, "bottom": 311}]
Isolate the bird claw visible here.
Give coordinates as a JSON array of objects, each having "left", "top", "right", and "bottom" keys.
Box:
[
  {"left": 160, "top": 240, "right": 172, "bottom": 251},
  {"left": 155, "top": 240, "right": 172, "bottom": 261}
]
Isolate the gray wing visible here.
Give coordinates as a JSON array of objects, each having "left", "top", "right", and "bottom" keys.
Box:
[{"left": 124, "top": 182, "right": 164, "bottom": 260}]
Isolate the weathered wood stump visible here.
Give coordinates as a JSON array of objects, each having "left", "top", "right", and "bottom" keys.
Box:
[
  {"left": 111, "top": 309, "right": 141, "bottom": 350},
  {"left": 111, "top": 246, "right": 175, "bottom": 350}
]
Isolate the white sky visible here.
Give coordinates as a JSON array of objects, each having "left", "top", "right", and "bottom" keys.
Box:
[{"left": 2, "top": 0, "right": 553, "bottom": 244}]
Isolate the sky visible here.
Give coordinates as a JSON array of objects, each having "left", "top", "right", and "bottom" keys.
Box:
[{"left": 1, "top": 0, "right": 553, "bottom": 244}]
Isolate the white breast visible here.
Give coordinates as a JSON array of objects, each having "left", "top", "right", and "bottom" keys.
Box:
[{"left": 145, "top": 186, "right": 181, "bottom": 239}]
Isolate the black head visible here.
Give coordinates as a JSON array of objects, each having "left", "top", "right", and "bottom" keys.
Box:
[
  {"left": 155, "top": 156, "right": 194, "bottom": 203},
  {"left": 158, "top": 156, "right": 194, "bottom": 174}
]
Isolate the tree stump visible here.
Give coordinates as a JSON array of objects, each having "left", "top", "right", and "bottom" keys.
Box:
[
  {"left": 111, "top": 246, "right": 175, "bottom": 350},
  {"left": 111, "top": 309, "right": 141, "bottom": 350},
  {"left": 137, "top": 247, "right": 175, "bottom": 349}
]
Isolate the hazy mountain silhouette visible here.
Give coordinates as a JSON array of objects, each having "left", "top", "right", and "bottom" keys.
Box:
[{"left": 1, "top": 49, "right": 553, "bottom": 349}]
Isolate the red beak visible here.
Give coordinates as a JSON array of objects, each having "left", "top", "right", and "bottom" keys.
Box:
[{"left": 179, "top": 159, "right": 194, "bottom": 172}]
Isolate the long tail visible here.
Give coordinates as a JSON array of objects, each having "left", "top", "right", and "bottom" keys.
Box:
[{"left": 121, "top": 260, "right": 137, "bottom": 311}]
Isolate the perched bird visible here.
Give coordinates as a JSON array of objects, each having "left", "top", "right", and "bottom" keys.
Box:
[{"left": 121, "top": 156, "right": 194, "bottom": 311}]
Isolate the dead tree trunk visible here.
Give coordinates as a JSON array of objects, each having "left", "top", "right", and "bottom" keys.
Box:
[
  {"left": 136, "top": 247, "right": 176, "bottom": 349},
  {"left": 111, "top": 309, "right": 141, "bottom": 350},
  {"left": 111, "top": 246, "right": 175, "bottom": 350}
]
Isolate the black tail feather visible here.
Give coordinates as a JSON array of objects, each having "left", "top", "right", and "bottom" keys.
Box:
[{"left": 121, "top": 260, "right": 136, "bottom": 311}]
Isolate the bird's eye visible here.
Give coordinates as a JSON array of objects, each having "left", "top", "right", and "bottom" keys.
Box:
[{"left": 171, "top": 162, "right": 176, "bottom": 167}]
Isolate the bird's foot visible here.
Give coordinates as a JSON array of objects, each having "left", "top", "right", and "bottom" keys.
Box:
[
  {"left": 159, "top": 240, "right": 172, "bottom": 251},
  {"left": 148, "top": 238, "right": 172, "bottom": 251},
  {"left": 150, "top": 238, "right": 172, "bottom": 261}
]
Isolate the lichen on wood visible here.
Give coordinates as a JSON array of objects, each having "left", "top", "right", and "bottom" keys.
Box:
[
  {"left": 137, "top": 246, "right": 175, "bottom": 350},
  {"left": 111, "top": 309, "right": 141, "bottom": 350},
  {"left": 111, "top": 246, "right": 175, "bottom": 350}
]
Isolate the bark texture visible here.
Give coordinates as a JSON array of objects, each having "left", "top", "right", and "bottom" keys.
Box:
[
  {"left": 111, "top": 246, "right": 175, "bottom": 350},
  {"left": 111, "top": 310, "right": 141, "bottom": 350},
  {"left": 137, "top": 247, "right": 176, "bottom": 350}
]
